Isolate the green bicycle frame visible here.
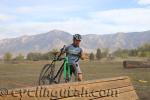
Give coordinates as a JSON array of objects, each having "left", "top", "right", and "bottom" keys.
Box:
[{"left": 63, "top": 57, "right": 70, "bottom": 80}]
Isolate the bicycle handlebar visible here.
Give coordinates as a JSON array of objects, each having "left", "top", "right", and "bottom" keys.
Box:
[
  {"left": 53, "top": 45, "right": 81, "bottom": 62},
  {"left": 53, "top": 45, "right": 66, "bottom": 61}
]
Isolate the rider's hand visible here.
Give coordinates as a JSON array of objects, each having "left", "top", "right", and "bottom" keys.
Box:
[
  {"left": 80, "top": 53, "right": 89, "bottom": 60},
  {"left": 81, "top": 56, "right": 84, "bottom": 60}
]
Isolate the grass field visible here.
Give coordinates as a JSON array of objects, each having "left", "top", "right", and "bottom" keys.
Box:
[{"left": 0, "top": 59, "right": 150, "bottom": 100}]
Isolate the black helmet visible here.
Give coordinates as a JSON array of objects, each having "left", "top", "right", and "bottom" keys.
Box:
[{"left": 73, "top": 34, "right": 82, "bottom": 40}]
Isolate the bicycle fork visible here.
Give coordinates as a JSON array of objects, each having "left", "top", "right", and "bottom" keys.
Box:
[{"left": 64, "top": 57, "right": 70, "bottom": 82}]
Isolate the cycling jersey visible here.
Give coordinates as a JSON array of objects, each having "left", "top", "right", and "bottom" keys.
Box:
[
  {"left": 64, "top": 44, "right": 82, "bottom": 64},
  {"left": 62, "top": 44, "right": 83, "bottom": 74}
]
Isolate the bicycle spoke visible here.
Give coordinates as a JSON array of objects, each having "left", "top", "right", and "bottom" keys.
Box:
[{"left": 38, "top": 63, "right": 55, "bottom": 85}]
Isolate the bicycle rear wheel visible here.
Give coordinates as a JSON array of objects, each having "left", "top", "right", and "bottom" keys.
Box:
[{"left": 38, "top": 63, "right": 55, "bottom": 85}]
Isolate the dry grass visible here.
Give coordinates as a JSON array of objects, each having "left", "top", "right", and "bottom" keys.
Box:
[{"left": 0, "top": 59, "right": 150, "bottom": 100}]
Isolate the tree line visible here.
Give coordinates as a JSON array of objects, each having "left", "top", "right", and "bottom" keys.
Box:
[
  {"left": 2, "top": 43, "right": 150, "bottom": 62},
  {"left": 89, "top": 43, "right": 150, "bottom": 60},
  {"left": 3, "top": 49, "right": 58, "bottom": 62},
  {"left": 113, "top": 43, "right": 150, "bottom": 58}
]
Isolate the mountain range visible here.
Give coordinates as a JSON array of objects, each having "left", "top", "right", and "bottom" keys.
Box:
[{"left": 0, "top": 29, "right": 150, "bottom": 57}]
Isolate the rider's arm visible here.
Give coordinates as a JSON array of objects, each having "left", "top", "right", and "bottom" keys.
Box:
[
  {"left": 80, "top": 49, "right": 84, "bottom": 60},
  {"left": 57, "top": 45, "right": 67, "bottom": 58},
  {"left": 60, "top": 45, "right": 68, "bottom": 54},
  {"left": 80, "top": 49, "right": 89, "bottom": 60},
  {"left": 80, "top": 52, "right": 84, "bottom": 60}
]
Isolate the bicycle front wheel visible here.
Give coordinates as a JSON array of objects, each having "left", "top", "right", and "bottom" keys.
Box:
[{"left": 38, "top": 63, "right": 55, "bottom": 85}]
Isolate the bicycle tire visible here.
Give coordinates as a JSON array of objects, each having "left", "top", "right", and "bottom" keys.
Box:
[{"left": 38, "top": 63, "right": 55, "bottom": 85}]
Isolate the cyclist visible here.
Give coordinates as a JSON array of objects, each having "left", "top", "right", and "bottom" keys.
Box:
[{"left": 60, "top": 34, "right": 84, "bottom": 81}]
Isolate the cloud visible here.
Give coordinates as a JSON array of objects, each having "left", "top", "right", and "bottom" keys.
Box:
[
  {"left": 15, "top": 5, "right": 84, "bottom": 14},
  {"left": 0, "top": 14, "right": 15, "bottom": 22},
  {"left": 0, "top": 7, "right": 150, "bottom": 40},
  {"left": 138, "top": 0, "right": 150, "bottom": 5},
  {"left": 89, "top": 8, "right": 150, "bottom": 32}
]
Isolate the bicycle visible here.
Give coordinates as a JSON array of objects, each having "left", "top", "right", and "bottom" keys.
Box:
[{"left": 38, "top": 45, "right": 78, "bottom": 85}]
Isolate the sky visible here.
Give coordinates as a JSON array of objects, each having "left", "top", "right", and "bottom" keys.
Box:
[{"left": 0, "top": 0, "right": 150, "bottom": 39}]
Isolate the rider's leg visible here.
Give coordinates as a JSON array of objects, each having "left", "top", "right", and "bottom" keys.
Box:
[
  {"left": 70, "top": 63, "right": 83, "bottom": 81},
  {"left": 69, "top": 65, "right": 75, "bottom": 81},
  {"left": 75, "top": 63, "right": 83, "bottom": 81}
]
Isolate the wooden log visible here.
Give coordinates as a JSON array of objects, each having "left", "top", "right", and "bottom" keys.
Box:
[
  {"left": 0, "top": 76, "right": 139, "bottom": 100},
  {"left": 123, "top": 60, "right": 150, "bottom": 68}
]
